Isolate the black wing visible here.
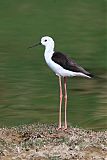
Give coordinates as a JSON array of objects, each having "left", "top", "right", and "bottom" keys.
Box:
[{"left": 52, "top": 52, "right": 93, "bottom": 77}]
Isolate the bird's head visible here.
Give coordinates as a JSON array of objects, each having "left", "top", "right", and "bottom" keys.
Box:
[
  {"left": 28, "top": 36, "right": 54, "bottom": 49},
  {"left": 41, "top": 36, "right": 54, "bottom": 47}
]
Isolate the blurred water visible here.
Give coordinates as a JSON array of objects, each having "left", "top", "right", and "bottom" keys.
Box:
[
  {"left": 0, "top": 0, "right": 106, "bottom": 130},
  {"left": 0, "top": 51, "right": 107, "bottom": 130}
]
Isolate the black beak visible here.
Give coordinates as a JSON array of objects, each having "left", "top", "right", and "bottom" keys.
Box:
[{"left": 28, "top": 42, "right": 41, "bottom": 49}]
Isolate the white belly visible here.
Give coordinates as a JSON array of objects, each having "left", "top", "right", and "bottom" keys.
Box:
[
  {"left": 44, "top": 52, "right": 90, "bottom": 78},
  {"left": 45, "top": 58, "right": 75, "bottom": 77}
]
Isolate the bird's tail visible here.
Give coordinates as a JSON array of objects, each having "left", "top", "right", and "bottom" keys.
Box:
[{"left": 87, "top": 73, "right": 94, "bottom": 78}]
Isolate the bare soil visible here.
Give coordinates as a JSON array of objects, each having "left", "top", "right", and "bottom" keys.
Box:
[{"left": 0, "top": 124, "right": 107, "bottom": 160}]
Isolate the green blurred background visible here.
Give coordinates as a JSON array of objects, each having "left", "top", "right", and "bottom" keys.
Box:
[{"left": 0, "top": 0, "right": 106, "bottom": 130}]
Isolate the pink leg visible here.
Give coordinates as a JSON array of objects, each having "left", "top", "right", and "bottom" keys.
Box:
[
  {"left": 64, "top": 77, "right": 67, "bottom": 130},
  {"left": 57, "top": 76, "right": 63, "bottom": 130}
]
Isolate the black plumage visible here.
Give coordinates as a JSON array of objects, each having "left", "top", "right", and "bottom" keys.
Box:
[{"left": 52, "top": 52, "right": 93, "bottom": 77}]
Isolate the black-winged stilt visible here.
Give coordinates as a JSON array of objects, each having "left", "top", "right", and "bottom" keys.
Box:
[{"left": 29, "top": 36, "right": 93, "bottom": 130}]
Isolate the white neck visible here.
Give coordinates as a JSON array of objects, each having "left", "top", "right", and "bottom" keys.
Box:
[{"left": 44, "top": 43, "right": 54, "bottom": 64}]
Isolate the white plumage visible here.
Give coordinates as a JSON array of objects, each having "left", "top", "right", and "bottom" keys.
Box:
[
  {"left": 29, "top": 35, "right": 93, "bottom": 130},
  {"left": 41, "top": 36, "right": 91, "bottom": 78}
]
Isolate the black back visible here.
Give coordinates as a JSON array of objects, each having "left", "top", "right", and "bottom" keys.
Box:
[{"left": 52, "top": 52, "right": 93, "bottom": 77}]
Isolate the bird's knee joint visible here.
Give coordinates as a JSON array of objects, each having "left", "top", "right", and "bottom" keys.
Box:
[
  {"left": 64, "top": 95, "right": 67, "bottom": 100},
  {"left": 60, "top": 94, "right": 63, "bottom": 99}
]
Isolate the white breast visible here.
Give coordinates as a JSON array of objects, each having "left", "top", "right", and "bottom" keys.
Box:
[
  {"left": 44, "top": 54, "right": 90, "bottom": 78},
  {"left": 44, "top": 54, "right": 75, "bottom": 77},
  {"left": 43, "top": 38, "right": 90, "bottom": 78}
]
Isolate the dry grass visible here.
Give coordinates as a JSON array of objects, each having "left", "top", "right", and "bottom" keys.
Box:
[{"left": 0, "top": 124, "right": 107, "bottom": 160}]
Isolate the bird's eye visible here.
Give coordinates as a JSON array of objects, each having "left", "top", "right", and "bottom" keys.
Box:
[{"left": 44, "top": 39, "right": 47, "bottom": 42}]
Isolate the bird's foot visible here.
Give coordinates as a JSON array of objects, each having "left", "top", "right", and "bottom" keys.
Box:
[
  {"left": 56, "top": 126, "right": 62, "bottom": 131},
  {"left": 63, "top": 128, "right": 67, "bottom": 131},
  {"left": 56, "top": 124, "right": 68, "bottom": 131},
  {"left": 56, "top": 126, "right": 68, "bottom": 131},
  {"left": 62, "top": 126, "right": 67, "bottom": 131}
]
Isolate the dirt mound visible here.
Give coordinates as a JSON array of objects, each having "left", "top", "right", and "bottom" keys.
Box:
[{"left": 0, "top": 124, "right": 107, "bottom": 160}]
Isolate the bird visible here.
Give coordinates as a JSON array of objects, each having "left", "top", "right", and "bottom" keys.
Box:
[{"left": 29, "top": 36, "right": 93, "bottom": 130}]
